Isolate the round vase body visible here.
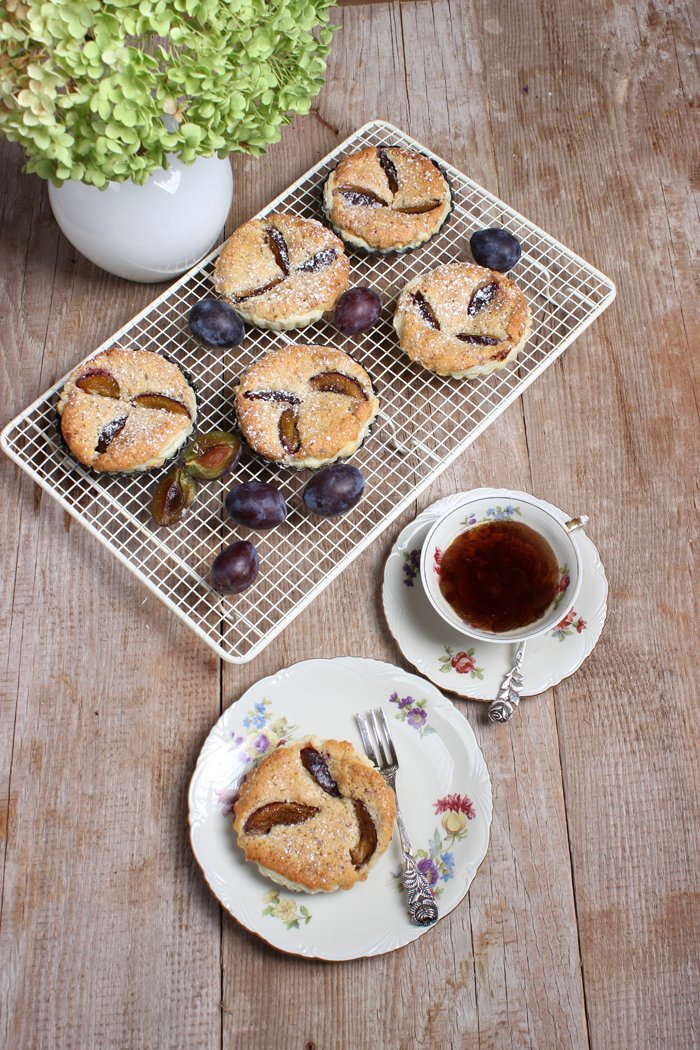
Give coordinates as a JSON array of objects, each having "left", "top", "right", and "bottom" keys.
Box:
[{"left": 48, "top": 154, "right": 233, "bottom": 283}]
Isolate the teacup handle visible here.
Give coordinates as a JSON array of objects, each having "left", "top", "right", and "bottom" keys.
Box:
[{"left": 564, "top": 515, "right": 588, "bottom": 533}]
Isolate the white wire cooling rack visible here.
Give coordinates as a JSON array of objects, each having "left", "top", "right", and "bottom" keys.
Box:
[{"left": 1, "top": 120, "right": 615, "bottom": 663}]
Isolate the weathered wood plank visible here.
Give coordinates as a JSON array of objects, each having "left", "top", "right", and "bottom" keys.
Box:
[
  {"left": 471, "top": 0, "right": 700, "bottom": 1047},
  {"left": 0, "top": 149, "right": 222, "bottom": 1048}
]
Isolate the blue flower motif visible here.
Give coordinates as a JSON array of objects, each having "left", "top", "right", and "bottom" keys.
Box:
[
  {"left": 242, "top": 716, "right": 251, "bottom": 730},
  {"left": 440, "top": 851, "right": 455, "bottom": 881},
  {"left": 251, "top": 713, "right": 266, "bottom": 729},
  {"left": 254, "top": 702, "right": 267, "bottom": 714}
]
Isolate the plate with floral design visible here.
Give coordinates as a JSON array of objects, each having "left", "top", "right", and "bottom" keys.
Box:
[
  {"left": 384, "top": 489, "right": 608, "bottom": 701},
  {"left": 188, "top": 657, "right": 492, "bottom": 960}
]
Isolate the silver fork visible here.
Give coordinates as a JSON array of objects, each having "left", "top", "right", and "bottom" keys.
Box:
[{"left": 356, "top": 708, "right": 438, "bottom": 927}]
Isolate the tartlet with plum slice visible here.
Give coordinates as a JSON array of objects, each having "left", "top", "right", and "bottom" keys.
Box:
[
  {"left": 57, "top": 347, "right": 197, "bottom": 473},
  {"left": 393, "top": 262, "right": 532, "bottom": 379},
  {"left": 233, "top": 343, "right": 379, "bottom": 470},
  {"left": 322, "top": 146, "right": 452, "bottom": 253},
  {"left": 233, "top": 737, "right": 397, "bottom": 893},
  {"left": 212, "top": 213, "right": 349, "bottom": 331}
]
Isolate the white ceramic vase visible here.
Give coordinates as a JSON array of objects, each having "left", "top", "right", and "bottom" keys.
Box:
[{"left": 48, "top": 154, "right": 233, "bottom": 283}]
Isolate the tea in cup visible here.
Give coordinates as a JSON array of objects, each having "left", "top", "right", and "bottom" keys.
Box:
[{"left": 420, "top": 491, "right": 585, "bottom": 644}]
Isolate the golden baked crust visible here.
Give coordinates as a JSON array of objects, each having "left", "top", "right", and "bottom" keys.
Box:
[
  {"left": 233, "top": 737, "right": 397, "bottom": 893},
  {"left": 393, "top": 263, "right": 532, "bottom": 378},
  {"left": 322, "top": 146, "right": 452, "bottom": 252},
  {"left": 234, "top": 344, "right": 379, "bottom": 469},
  {"left": 57, "top": 348, "right": 197, "bottom": 473},
  {"left": 212, "top": 213, "right": 349, "bottom": 330}
]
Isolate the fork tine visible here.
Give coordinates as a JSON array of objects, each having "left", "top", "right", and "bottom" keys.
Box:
[
  {"left": 355, "top": 714, "right": 379, "bottom": 767},
  {"left": 369, "top": 709, "right": 390, "bottom": 767},
  {"left": 377, "top": 709, "right": 398, "bottom": 766}
]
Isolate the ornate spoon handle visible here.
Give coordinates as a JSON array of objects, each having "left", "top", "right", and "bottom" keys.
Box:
[
  {"left": 394, "top": 804, "right": 438, "bottom": 926},
  {"left": 488, "top": 640, "right": 527, "bottom": 723}
]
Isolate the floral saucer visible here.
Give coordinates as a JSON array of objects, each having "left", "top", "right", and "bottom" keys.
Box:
[
  {"left": 189, "top": 657, "right": 492, "bottom": 960},
  {"left": 383, "top": 489, "right": 608, "bottom": 701}
]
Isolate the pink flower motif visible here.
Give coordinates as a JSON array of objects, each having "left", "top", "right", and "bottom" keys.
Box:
[
  {"left": 451, "top": 651, "right": 475, "bottom": 675},
  {"left": 434, "top": 793, "right": 476, "bottom": 819},
  {"left": 555, "top": 610, "right": 576, "bottom": 632},
  {"left": 575, "top": 618, "right": 587, "bottom": 633},
  {"left": 559, "top": 574, "right": 570, "bottom": 593},
  {"left": 433, "top": 547, "right": 443, "bottom": 576}
]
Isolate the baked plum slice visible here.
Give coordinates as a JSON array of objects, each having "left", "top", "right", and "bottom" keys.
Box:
[
  {"left": 396, "top": 199, "right": 442, "bottom": 215},
  {"left": 265, "top": 226, "right": 290, "bottom": 274},
  {"left": 300, "top": 744, "right": 341, "bottom": 797},
  {"left": 349, "top": 799, "right": 378, "bottom": 868},
  {"left": 243, "top": 801, "right": 319, "bottom": 835},
  {"left": 309, "top": 371, "right": 367, "bottom": 400},
  {"left": 377, "top": 148, "right": 399, "bottom": 193},
  {"left": 244, "top": 390, "right": 301, "bottom": 406},
  {"left": 467, "top": 281, "right": 498, "bottom": 316},
  {"left": 95, "top": 415, "right": 127, "bottom": 455},
  {"left": 296, "top": 248, "right": 338, "bottom": 273},
  {"left": 278, "top": 408, "right": 301, "bottom": 455},
  {"left": 412, "top": 291, "right": 440, "bottom": 330},
  {"left": 455, "top": 333, "right": 501, "bottom": 346},
  {"left": 133, "top": 393, "right": 191, "bottom": 417},
  {"left": 76, "top": 369, "right": 121, "bottom": 399},
  {"left": 338, "top": 186, "right": 389, "bottom": 208}
]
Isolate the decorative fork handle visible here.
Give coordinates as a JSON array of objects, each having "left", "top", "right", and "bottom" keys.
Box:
[{"left": 387, "top": 773, "right": 438, "bottom": 926}]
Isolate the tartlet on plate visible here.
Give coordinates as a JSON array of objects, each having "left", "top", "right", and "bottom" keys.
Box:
[
  {"left": 212, "top": 213, "right": 349, "bottom": 330},
  {"left": 233, "top": 737, "right": 397, "bottom": 893},
  {"left": 322, "top": 146, "right": 452, "bottom": 253},
  {"left": 393, "top": 262, "right": 531, "bottom": 378},
  {"left": 57, "top": 347, "right": 197, "bottom": 473},
  {"left": 233, "top": 343, "right": 379, "bottom": 469}
]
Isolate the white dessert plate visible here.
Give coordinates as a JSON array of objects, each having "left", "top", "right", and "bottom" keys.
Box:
[
  {"left": 383, "top": 489, "right": 608, "bottom": 701},
  {"left": 188, "top": 657, "right": 492, "bottom": 960}
]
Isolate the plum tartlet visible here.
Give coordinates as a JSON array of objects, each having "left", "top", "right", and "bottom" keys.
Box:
[
  {"left": 57, "top": 347, "right": 197, "bottom": 473},
  {"left": 233, "top": 737, "right": 397, "bottom": 893},
  {"left": 233, "top": 343, "right": 379, "bottom": 469}
]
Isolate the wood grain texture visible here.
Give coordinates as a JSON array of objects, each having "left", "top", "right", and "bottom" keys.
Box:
[{"left": 1, "top": 0, "right": 698, "bottom": 1047}]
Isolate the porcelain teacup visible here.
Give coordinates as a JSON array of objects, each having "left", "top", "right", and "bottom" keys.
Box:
[{"left": 420, "top": 490, "right": 585, "bottom": 644}]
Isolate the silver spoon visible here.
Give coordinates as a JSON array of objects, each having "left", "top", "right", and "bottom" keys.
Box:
[{"left": 488, "top": 640, "right": 527, "bottom": 723}]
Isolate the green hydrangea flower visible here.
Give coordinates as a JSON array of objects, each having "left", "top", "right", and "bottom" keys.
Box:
[{"left": 0, "top": 0, "right": 337, "bottom": 186}]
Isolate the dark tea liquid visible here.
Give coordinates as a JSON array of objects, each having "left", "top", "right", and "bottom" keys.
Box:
[{"left": 438, "top": 520, "right": 560, "bottom": 632}]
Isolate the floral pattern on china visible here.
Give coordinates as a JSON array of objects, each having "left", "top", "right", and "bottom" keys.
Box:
[
  {"left": 216, "top": 698, "right": 298, "bottom": 816},
  {"left": 393, "top": 794, "right": 476, "bottom": 900}
]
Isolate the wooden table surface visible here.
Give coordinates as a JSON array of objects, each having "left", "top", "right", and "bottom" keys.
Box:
[{"left": 1, "top": 1, "right": 698, "bottom": 1047}]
